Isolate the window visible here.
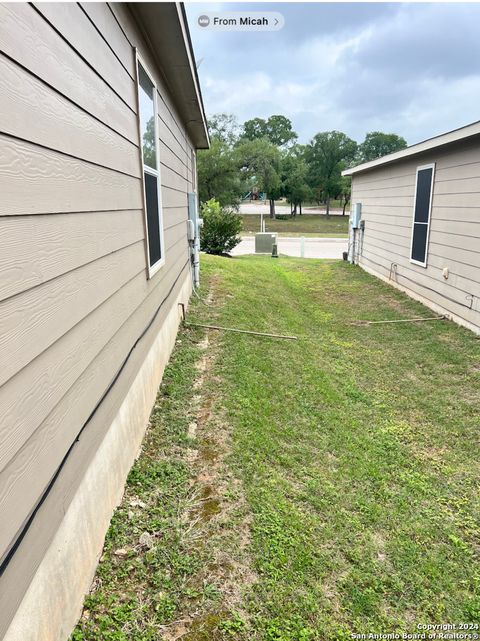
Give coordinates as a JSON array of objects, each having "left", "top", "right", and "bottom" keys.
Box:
[
  {"left": 137, "top": 57, "right": 164, "bottom": 275},
  {"left": 410, "top": 164, "right": 435, "bottom": 267}
]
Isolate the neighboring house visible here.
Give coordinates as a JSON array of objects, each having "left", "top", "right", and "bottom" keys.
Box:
[
  {"left": 0, "top": 3, "right": 208, "bottom": 640},
  {"left": 343, "top": 121, "right": 480, "bottom": 334}
]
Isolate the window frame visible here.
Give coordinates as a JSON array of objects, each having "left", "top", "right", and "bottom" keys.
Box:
[
  {"left": 135, "top": 51, "right": 165, "bottom": 278},
  {"left": 409, "top": 162, "right": 435, "bottom": 268}
]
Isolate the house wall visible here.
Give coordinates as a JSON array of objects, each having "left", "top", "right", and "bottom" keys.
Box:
[
  {"left": 350, "top": 136, "right": 480, "bottom": 334},
  {"left": 0, "top": 3, "right": 197, "bottom": 637}
]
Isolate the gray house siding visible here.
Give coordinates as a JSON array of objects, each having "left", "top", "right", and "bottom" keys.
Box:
[
  {"left": 350, "top": 136, "right": 480, "bottom": 334},
  {"left": 0, "top": 3, "right": 203, "bottom": 638}
]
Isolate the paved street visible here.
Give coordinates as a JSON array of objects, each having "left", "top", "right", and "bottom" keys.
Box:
[
  {"left": 231, "top": 236, "right": 348, "bottom": 259},
  {"left": 239, "top": 203, "right": 345, "bottom": 216}
]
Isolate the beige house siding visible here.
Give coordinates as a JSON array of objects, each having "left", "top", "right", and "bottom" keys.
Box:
[
  {"left": 0, "top": 3, "right": 200, "bottom": 636},
  {"left": 350, "top": 136, "right": 480, "bottom": 334}
]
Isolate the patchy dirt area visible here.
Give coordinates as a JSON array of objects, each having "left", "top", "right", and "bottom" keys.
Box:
[
  {"left": 161, "top": 326, "right": 257, "bottom": 641},
  {"left": 71, "top": 273, "right": 256, "bottom": 641}
]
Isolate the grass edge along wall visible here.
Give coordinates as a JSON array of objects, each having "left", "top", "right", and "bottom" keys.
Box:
[
  {"left": 0, "top": 3, "right": 208, "bottom": 640},
  {"left": 344, "top": 123, "right": 480, "bottom": 335}
]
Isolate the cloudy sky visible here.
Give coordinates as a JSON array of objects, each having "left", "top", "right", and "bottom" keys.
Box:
[{"left": 185, "top": 2, "right": 480, "bottom": 146}]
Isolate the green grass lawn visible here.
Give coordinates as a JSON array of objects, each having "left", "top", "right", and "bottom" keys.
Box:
[
  {"left": 240, "top": 214, "right": 349, "bottom": 238},
  {"left": 72, "top": 256, "right": 480, "bottom": 641}
]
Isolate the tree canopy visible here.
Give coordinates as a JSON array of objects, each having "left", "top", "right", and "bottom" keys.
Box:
[
  {"left": 197, "top": 138, "right": 244, "bottom": 208},
  {"left": 234, "top": 138, "right": 282, "bottom": 216},
  {"left": 196, "top": 113, "right": 408, "bottom": 217},
  {"left": 242, "top": 115, "right": 298, "bottom": 147},
  {"left": 207, "top": 113, "right": 241, "bottom": 146},
  {"left": 358, "top": 131, "right": 407, "bottom": 162},
  {"left": 305, "top": 131, "right": 357, "bottom": 215}
]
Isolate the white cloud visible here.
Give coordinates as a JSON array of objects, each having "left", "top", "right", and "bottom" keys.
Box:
[{"left": 188, "top": 2, "right": 480, "bottom": 145}]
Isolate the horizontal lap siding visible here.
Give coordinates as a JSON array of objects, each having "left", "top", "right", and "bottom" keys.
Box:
[
  {"left": 79, "top": 2, "right": 136, "bottom": 78},
  {"left": 0, "top": 211, "right": 145, "bottom": 302},
  {"left": 161, "top": 141, "right": 189, "bottom": 182},
  {"left": 351, "top": 137, "right": 480, "bottom": 331},
  {"left": 0, "top": 2, "right": 196, "bottom": 632},
  {"left": 0, "top": 135, "right": 142, "bottom": 215},
  {"left": 362, "top": 237, "right": 480, "bottom": 299},
  {"left": 163, "top": 187, "right": 190, "bottom": 209},
  {"left": 0, "top": 3, "right": 137, "bottom": 142},
  {"left": 164, "top": 207, "right": 188, "bottom": 230},
  {"left": 361, "top": 254, "right": 480, "bottom": 329},
  {"left": 362, "top": 232, "right": 480, "bottom": 294},
  {"left": 32, "top": 2, "right": 137, "bottom": 111},
  {"left": 0, "top": 243, "right": 189, "bottom": 568},
  {"left": 0, "top": 55, "right": 139, "bottom": 177},
  {"left": 0, "top": 242, "right": 145, "bottom": 450},
  {"left": 159, "top": 120, "right": 190, "bottom": 171},
  {"left": 0, "top": 255, "right": 190, "bottom": 637}
]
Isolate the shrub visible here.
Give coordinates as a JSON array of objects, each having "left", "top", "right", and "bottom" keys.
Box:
[{"left": 200, "top": 199, "right": 242, "bottom": 255}]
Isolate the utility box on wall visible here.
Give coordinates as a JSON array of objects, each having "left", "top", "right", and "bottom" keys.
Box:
[
  {"left": 188, "top": 192, "right": 201, "bottom": 287},
  {"left": 351, "top": 202, "right": 362, "bottom": 229},
  {"left": 348, "top": 202, "right": 363, "bottom": 264}
]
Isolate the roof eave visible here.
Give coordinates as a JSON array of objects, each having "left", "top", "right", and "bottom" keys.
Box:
[
  {"left": 128, "top": 2, "right": 210, "bottom": 150},
  {"left": 343, "top": 119, "right": 480, "bottom": 177}
]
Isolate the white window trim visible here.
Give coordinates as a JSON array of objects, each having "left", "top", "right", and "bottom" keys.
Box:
[
  {"left": 409, "top": 162, "right": 435, "bottom": 268},
  {"left": 135, "top": 50, "right": 165, "bottom": 279}
]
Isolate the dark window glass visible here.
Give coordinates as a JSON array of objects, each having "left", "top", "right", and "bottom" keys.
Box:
[
  {"left": 138, "top": 65, "right": 156, "bottom": 169},
  {"left": 145, "top": 172, "right": 161, "bottom": 266},
  {"left": 411, "top": 167, "right": 433, "bottom": 264},
  {"left": 414, "top": 168, "right": 433, "bottom": 223},
  {"left": 411, "top": 222, "right": 428, "bottom": 263}
]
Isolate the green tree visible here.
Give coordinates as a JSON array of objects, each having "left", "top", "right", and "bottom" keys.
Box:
[
  {"left": 242, "top": 115, "right": 297, "bottom": 148},
  {"left": 207, "top": 113, "right": 240, "bottom": 146},
  {"left": 282, "top": 146, "right": 312, "bottom": 215},
  {"left": 200, "top": 199, "right": 242, "bottom": 255},
  {"left": 265, "top": 115, "right": 298, "bottom": 147},
  {"left": 242, "top": 117, "right": 269, "bottom": 142},
  {"left": 305, "top": 131, "right": 357, "bottom": 216},
  {"left": 197, "top": 139, "right": 245, "bottom": 208},
  {"left": 339, "top": 175, "right": 352, "bottom": 216},
  {"left": 235, "top": 138, "right": 282, "bottom": 217},
  {"left": 358, "top": 131, "right": 407, "bottom": 162}
]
